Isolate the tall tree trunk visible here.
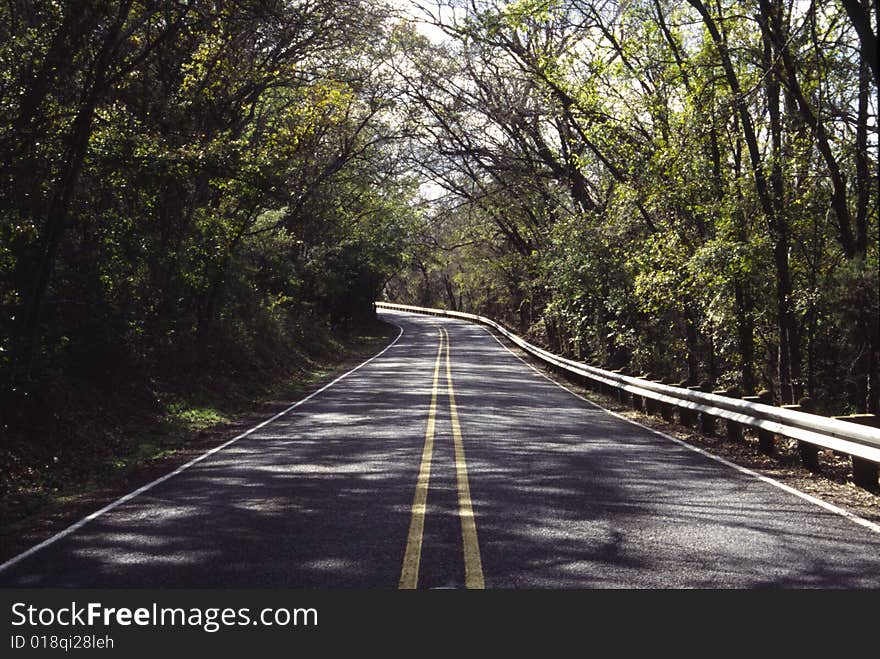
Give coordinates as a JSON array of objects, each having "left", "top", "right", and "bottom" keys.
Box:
[
  {"left": 734, "top": 280, "right": 756, "bottom": 393},
  {"left": 854, "top": 48, "right": 870, "bottom": 257},
  {"left": 760, "top": 0, "right": 802, "bottom": 403},
  {"left": 731, "top": 122, "right": 757, "bottom": 393},
  {"left": 853, "top": 45, "right": 877, "bottom": 412},
  {"left": 839, "top": 0, "right": 879, "bottom": 86},
  {"left": 443, "top": 273, "right": 457, "bottom": 311},
  {"left": 417, "top": 262, "right": 431, "bottom": 307},
  {"left": 769, "top": 2, "right": 856, "bottom": 258},
  {"left": 684, "top": 310, "right": 700, "bottom": 384},
  {"left": 688, "top": 0, "right": 801, "bottom": 402}
]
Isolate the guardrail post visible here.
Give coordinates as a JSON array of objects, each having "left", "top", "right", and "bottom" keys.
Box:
[
  {"left": 678, "top": 381, "right": 696, "bottom": 426},
  {"left": 782, "top": 397, "right": 820, "bottom": 471},
  {"left": 644, "top": 374, "right": 660, "bottom": 416},
  {"left": 723, "top": 386, "right": 743, "bottom": 442},
  {"left": 632, "top": 374, "right": 649, "bottom": 412},
  {"left": 831, "top": 414, "right": 880, "bottom": 491},
  {"left": 660, "top": 378, "right": 675, "bottom": 422},
  {"left": 612, "top": 369, "right": 628, "bottom": 404},
  {"left": 600, "top": 371, "right": 614, "bottom": 397},
  {"left": 743, "top": 390, "right": 775, "bottom": 455},
  {"left": 699, "top": 381, "right": 716, "bottom": 436},
  {"left": 583, "top": 366, "right": 598, "bottom": 392},
  {"left": 798, "top": 396, "right": 821, "bottom": 471},
  {"left": 630, "top": 388, "right": 640, "bottom": 411}
]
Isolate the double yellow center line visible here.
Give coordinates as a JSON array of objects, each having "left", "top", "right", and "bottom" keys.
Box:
[{"left": 399, "top": 328, "right": 484, "bottom": 589}]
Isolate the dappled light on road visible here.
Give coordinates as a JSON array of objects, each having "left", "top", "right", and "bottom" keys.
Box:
[{"left": 2, "top": 312, "right": 880, "bottom": 588}]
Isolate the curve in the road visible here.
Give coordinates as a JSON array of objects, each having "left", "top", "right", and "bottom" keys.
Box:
[{"left": 1, "top": 310, "right": 878, "bottom": 588}]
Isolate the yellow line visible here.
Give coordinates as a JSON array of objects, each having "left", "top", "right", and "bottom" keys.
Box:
[
  {"left": 399, "top": 329, "right": 445, "bottom": 589},
  {"left": 443, "top": 328, "right": 485, "bottom": 589}
]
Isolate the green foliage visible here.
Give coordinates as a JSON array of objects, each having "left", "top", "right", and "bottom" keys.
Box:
[
  {"left": 1, "top": 0, "right": 877, "bottom": 424},
  {"left": 387, "top": 0, "right": 879, "bottom": 410},
  {"left": 0, "top": 0, "right": 414, "bottom": 428}
]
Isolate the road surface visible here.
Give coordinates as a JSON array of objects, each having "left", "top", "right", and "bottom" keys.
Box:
[{"left": 2, "top": 310, "right": 880, "bottom": 588}]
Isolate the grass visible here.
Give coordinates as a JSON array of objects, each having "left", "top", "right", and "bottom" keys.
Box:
[
  {"left": 167, "top": 403, "right": 232, "bottom": 430},
  {"left": 0, "top": 319, "right": 397, "bottom": 563}
]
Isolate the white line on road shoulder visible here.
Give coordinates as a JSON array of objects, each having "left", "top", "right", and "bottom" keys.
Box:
[
  {"left": 0, "top": 324, "right": 405, "bottom": 574},
  {"left": 478, "top": 326, "right": 880, "bottom": 536}
]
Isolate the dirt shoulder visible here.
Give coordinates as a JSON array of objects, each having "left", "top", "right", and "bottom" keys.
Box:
[
  {"left": 498, "top": 336, "right": 880, "bottom": 527},
  {"left": 0, "top": 320, "right": 398, "bottom": 565}
]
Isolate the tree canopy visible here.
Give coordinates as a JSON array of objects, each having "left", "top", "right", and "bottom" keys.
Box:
[
  {"left": 1, "top": 0, "right": 877, "bottom": 427},
  {"left": 1, "top": 0, "right": 415, "bottom": 423},
  {"left": 386, "top": 0, "right": 879, "bottom": 413}
]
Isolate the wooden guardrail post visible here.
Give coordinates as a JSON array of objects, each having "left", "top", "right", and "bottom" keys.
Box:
[
  {"left": 722, "top": 386, "right": 743, "bottom": 442},
  {"left": 678, "top": 380, "right": 700, "bottom": 427},
  {"left": 612, "top": 368, "right": 629, "bottom": 404},
  {"left": 630, "top": 388, "right": 641, "bottom": 411},
  {"left": 593, "top": 369, "right": 606, "bottom": 395},
  {"left": 797, "top": 397, "right": 821, "bottom": 471},
  {"left": 831, "top": 414, "right": 879, "bottom": 491},
  {"left": 644, "top": 374, "right": 659, "bottom": 415},
  {"left": 568, "top": 363, "right": 588, "bottom": 390},
  {"left": 660, "top": 378, "right": 676, "bottom": 422},
  {"left": 699, "top": 381, "right": 716, "bottom": 435},
  {"left": 602, "top": 371, "right": 615, "bottom": 397},
  {"left": 782, "top": 397, "right": 820, "bottom": 471},
  {"left": 743, "top": 390, "right": 775, "bottom": 455},
  {"left": 632, "top": 374, "right": 649, "bottom": 413},
  {"left": 583, "top": 366, "right": 598, "bottom": 392}
]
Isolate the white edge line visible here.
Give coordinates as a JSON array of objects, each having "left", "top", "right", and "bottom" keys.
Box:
[
  {"left": 0, "top": 323, "right": 405, "bottom": 574},
  {"left": 474, "top": 324, "right": 880, "bottom": 536}
]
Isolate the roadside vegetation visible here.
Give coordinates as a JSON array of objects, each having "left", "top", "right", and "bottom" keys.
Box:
[
  {"left": 387, "top": 0, "right": 879, "bottom": 417},
  {"left": 0, "top": 0, "right": 412, "bottom": 542},
  {"left": 1, "top": 319, "right": 396, "bottom": 561}
]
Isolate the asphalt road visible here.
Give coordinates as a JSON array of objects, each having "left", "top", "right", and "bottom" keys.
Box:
[{"left": 2, "top": 310, "right": 880, "bottom": 588}]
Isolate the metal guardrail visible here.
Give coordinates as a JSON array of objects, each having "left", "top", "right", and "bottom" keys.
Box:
[{"left": 376, "top": 302, "right": 880, "bottom": 482}]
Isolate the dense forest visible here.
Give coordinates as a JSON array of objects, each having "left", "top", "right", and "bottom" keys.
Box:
[
  {"left": 1, "top": 0, "right": 878, "bottom": 442},
  {"left": 1, "top": 0, "right": 415, "bottom": 438},
  {"left": 387, "top": 0, "right": 879, "bottom": 414}
]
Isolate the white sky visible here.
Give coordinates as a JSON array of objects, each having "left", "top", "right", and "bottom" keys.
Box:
[{"left": 390, "top": 0, "right": 455, "bottom": 44}]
